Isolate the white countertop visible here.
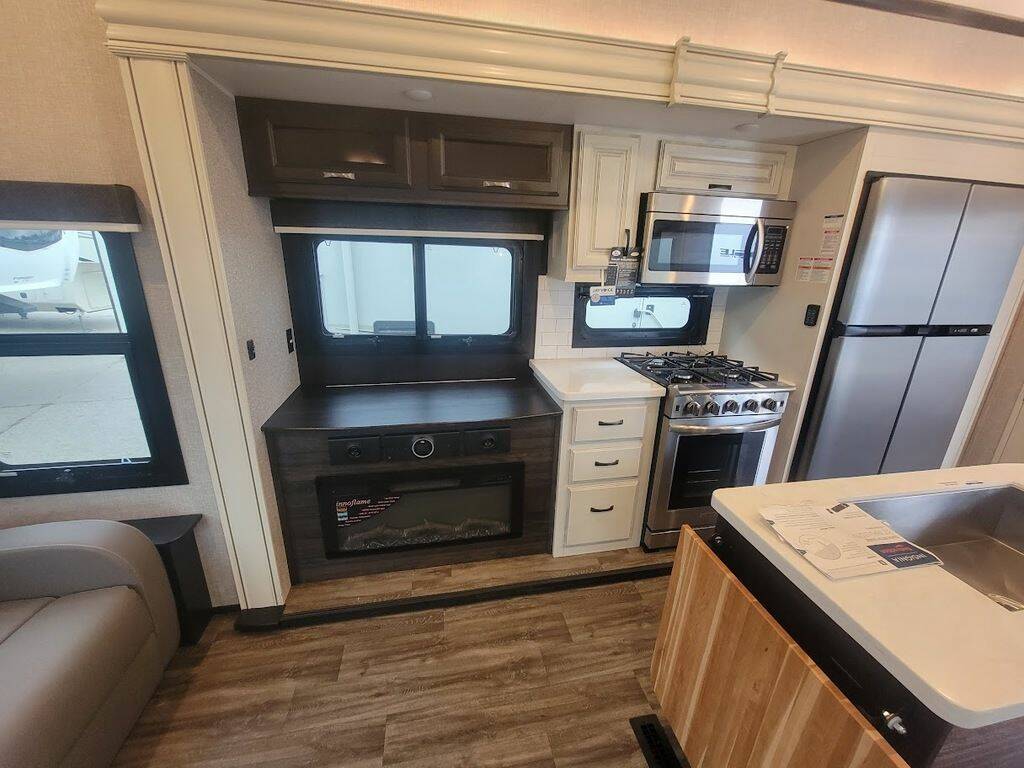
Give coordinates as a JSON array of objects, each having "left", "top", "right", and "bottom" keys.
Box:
[
  {"left": 529, "top": 358, "right": 665, "bottom": 402},
  {"left": 713, "top": 464, "right": 1024, "bottom": 729}
]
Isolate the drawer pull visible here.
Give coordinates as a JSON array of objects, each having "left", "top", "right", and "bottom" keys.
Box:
[
  {"left": 594, "top": 459, "right": 620, "bottom": 467},
  {"left": 482, "top": 180, "right": 512, "bottom": 188},
  {"left": 590, "top": 505, "right": 615, "bottom": 513},
  {"left": 598, "top": 419, "right": 624, "bottom": 426},
  {"left": 323, "top": 171, "right": 356, "bottom": 180}
]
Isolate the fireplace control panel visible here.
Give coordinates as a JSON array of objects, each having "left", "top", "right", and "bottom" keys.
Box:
[{"left": 328, "top": 427, "right": 511, "bottom": 465}]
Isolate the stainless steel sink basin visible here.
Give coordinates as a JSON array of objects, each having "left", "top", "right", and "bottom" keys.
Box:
[{"left": 854, "top": 485, "right": 1024, "bottom": 612}]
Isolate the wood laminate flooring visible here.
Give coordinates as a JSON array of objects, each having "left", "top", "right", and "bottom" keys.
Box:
[
  {"left": 114, "top": 576, "right": 671, "bottom": 768},
  {"left": 284, "top": 548, "right": 675, "bottom": 615}
]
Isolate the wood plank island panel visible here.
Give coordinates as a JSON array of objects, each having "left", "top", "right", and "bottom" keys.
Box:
[
  {"left": 284, "top": 547, "right": 675, "bottom": 615},
  {"left": 652, "top": 527, "right": 908, "bottom": 768}
]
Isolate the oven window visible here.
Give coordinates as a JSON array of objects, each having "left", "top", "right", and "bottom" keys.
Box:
[
  {"left": 668, "top": 431, "right": 764, "bottom": 511},
  {"left": 648, "top": 219, "right": 755, "bottom": 274},
  {"left": 572, "top": 285, "right": 713, "bottom": 348}
]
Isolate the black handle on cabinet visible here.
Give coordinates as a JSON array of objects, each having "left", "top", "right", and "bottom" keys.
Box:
[
  {"left": 598, "top": 419, "right": 624, "bottom": 426},
  {"left": 594, "top": 459, "right": 620, "bottom": 467},
  {"left": 590, "top": 505, "right": 615, "bottom": 513}
]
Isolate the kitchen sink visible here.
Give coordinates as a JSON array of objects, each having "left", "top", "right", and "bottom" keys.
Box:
[{"left": 855, "top": 485, "right": 1024, "bottom": 612}]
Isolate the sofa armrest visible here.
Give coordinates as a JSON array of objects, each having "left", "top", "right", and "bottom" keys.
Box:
[{"left": 0, "top": 520, "right": 180, "bottom": 660}]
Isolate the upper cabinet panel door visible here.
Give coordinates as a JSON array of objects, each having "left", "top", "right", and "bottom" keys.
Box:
[
  {"left": 236, "top": 99, "right": 413, "bottom": 191},
  {"left": 424, "top": 117, "right": 572, "bottom": 204},
  {"left": 655, "top": 140, "right": 795, "bottom": 198},
  {"left": 573, "top": 131, "right": 642, "bottom": 268}
]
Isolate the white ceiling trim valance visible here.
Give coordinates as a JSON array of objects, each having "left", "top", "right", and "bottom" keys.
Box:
[{"left": 95, "top": 0, "right": 1024, "bottom": 143}]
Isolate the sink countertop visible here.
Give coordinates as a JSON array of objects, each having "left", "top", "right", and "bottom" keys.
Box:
[
  {"left": 713, "top": 464, "right": 1024, "bottom": 729},
  {"left": 529, "top": 358, "right": 665, "bottom": 402}
]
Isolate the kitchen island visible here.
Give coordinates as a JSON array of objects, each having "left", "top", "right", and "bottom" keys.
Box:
[{"left": 659, "top": 464, "right": 1024, "bottom": 768}]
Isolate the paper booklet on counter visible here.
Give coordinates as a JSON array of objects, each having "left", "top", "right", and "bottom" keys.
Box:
[{"left": 758, "top": 501, "right": 942, "bottom": 580}]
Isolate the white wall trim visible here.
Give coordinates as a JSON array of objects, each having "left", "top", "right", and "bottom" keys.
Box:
[
  {"left": 118, "top": 56, "right": 286, "bottom": 609},
  {"left": 94, "top": 0, "right": 1024, "bottom": 143}
]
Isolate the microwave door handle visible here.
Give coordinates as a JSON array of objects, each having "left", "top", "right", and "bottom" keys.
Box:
[
  {"left": 744, "top": 219, "right": 766, "bottom": 285},
  {"left": 669, "top": 416, "right": 782, "bottom": 435}
]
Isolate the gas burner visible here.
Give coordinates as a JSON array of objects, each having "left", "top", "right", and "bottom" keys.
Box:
[{"left": 616, "top": 351, "right": 781, "bottom": 391}]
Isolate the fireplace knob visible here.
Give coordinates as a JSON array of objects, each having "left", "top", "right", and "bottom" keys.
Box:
[
  {"left": 411, "top": 436, "right": 435, "bottom": 459},
  {"left": 482, "top": 436, "right": 496, "bottom": 449},
  {"left": 346, "top": 445, "right": 363, "bottom": 459}
]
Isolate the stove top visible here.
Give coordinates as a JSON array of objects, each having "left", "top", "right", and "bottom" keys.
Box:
[{"left": 617, "top": 351, "right": 781, "bottom": 390}]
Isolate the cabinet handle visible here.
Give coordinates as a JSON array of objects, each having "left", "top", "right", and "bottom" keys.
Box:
[
  {"left": 594, "top": 459, "right": 620, "bottom": 467},
  {"left": 323, "top": 171, "right": 356, "bottom": 180},
  {"left": 598, "top": 419, "right": 624, "bottom": 426},
  {"left": 590, "top": 505, "right": 615, "bottom": 513},
  {"left": 482, "top": 180, "right": 512, "bottom": 188}
]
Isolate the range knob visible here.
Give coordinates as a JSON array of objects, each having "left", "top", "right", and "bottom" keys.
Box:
[
  {"left": 722, "top": 400, "right": 739, "bottom": 414},
  {"left": 683, "top": 400, "right": 701, "bottom": 416},
  {"left": 411, "top": 436, "right": 435, "bottom": 458},
  {"left": 762, "top": 398, "right": 778, "bottom": 412},
  {"left": 703, "top": 401, "right": 721, "bottom": 415},
  {"left": 743, "top": 399, "right": 759, "bottom": 412}
]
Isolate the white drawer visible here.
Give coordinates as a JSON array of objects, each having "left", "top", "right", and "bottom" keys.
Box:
[
  {"left": 566, "top": 481, "right": 638, "bottom": 546},
  {"left": 569, "top": 442, "right": 642, "bottom": 483},
  {"left": 573, "top": 404, "right": 646, "bottom": 443}
]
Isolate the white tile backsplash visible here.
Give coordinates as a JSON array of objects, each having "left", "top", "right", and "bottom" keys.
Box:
[{"left": 533, "top": 276, "right": 727, "bottom": 360}]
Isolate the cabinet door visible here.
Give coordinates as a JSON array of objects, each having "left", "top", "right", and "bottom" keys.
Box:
[
  {"left": 652, "top": 528, "right": 909, "bottom": 768},
  {"left": 424, "top": 116, "right": 571, "bottom": 202},
  {"left": 655, "top": 139, "right": 795, "bottom": 197},
  {"left": 236, "top": 98, "right": 412, "bottom": 192},
  {"left": 572, "top": 131, "right": 641, "bottom": 268}
]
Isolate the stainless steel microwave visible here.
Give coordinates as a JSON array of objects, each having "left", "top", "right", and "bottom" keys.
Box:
[{"left": 637, "top": 192, "right": 797, "bottom": 287}]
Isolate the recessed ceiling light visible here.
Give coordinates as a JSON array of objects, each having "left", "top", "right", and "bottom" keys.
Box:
[
  {"left": 404, "top": 88, "right": 433, "bottom": 101},
  {"left": 733, "top": 122, "right": 760, "bottom": 134}
]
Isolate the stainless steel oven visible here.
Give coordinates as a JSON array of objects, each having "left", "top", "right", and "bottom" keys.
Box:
[
  {"left": 645, "top": 412, "right": 780, "bottom": 547},
  {"left": 637, "top": 192, "right": 796, "bottom": 287}
]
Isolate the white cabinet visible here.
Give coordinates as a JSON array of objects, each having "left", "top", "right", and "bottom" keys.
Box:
[
  {"left": 549, "top": 129, "right": 641, "bottom": 283},
  {"left": 539, "top": 392, "right": 661, "bottom": 557},
  {"left": 655, "top": 139, "right": 796, "bottom": 198}
]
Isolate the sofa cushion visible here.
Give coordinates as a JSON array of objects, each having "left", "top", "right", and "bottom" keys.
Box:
[
  {"left": 0, "top": 597, "right": 53, "bottom": 643},
  {"left": 0, "top": 586, "right": 155, "bottom": 768}
]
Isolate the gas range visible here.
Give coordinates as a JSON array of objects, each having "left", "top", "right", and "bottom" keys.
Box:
[{"left": 616, "top": 351, "right": 795, "bottom": 419}]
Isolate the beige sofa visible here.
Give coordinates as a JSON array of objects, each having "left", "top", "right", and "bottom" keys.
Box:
[{"left": 0, "top": 520, "right": 179, "bottom": 768}]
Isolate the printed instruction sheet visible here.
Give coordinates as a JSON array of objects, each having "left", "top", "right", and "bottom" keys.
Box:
[{"left": 759, "top": 501, "right": 941, "bottom": 580}]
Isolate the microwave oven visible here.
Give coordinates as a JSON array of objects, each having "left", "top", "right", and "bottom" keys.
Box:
[{"left": 637, "top": 192, "right": 797, "bottom": 287}]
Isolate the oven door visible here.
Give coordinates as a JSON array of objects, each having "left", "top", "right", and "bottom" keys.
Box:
[
  {"left": 645, "top": 414, "right": 780, "bottom": 548},
  {"left": 640, "top": 213, "right": 765, "bottom": 286}
]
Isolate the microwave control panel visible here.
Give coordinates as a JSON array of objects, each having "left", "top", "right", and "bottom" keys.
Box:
[{"left": 756, "top": 225, "right": 789, "bottom": 275}]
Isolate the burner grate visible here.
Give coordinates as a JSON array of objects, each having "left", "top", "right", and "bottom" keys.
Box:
[{"left": 617, "top": 351, "right": 780, "bottom": 389}]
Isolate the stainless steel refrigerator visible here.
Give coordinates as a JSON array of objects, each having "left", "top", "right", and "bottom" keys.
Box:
[{"left": 796, "top": 175, "right": 1024, "bottom": 480}]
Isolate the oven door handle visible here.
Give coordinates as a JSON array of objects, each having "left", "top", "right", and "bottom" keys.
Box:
[
  {"left": 744, "top": 218, "right": 766, "bottom": 285},
  {"left": 669, "top": 416, "right": 782, "bottom": 436}
]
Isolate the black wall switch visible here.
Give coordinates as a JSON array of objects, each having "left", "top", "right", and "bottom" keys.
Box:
[
  {"left": 804, "top": 304, "right": 821, "bottom": 327},
  {"left": 246, "top": 339, "right": 256, "bottom": 360},
  {"left": 285, "top": 328, "right": 295, "bottom": 353}
]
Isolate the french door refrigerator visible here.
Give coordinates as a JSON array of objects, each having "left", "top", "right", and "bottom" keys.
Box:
[{"left": 796, "top": 175, "right": 1024, "bottom": 480}]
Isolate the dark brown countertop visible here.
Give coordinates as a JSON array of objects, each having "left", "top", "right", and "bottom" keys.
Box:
[{"left": 262, "top": 378, "right": 562, "bottom": 433}]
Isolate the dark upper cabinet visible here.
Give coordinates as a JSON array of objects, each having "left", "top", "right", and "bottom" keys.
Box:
[
  {"left": 423, "top": 117, "right": 571, "bottom": 199},
  {"left": 235, "top": 98, "right": 572, "bottom": 209},
  {"left": 236, "top": 100, "right": 413, "bottom": 192}
]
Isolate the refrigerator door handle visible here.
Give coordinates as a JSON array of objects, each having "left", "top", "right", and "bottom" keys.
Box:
[{"left": 744, "top": 219, "right": 766, "bottom": 284}]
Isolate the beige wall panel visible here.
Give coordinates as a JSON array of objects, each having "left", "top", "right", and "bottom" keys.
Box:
[{"left": 0, "top": 0, "right": 237, "bottom": 605}]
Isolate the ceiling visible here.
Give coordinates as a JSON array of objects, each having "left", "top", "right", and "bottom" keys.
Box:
[{"left": 195, "top": 57, "right": 857, "bottom": 146}]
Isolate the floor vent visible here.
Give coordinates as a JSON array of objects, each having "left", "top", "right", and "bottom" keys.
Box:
[{"left": 630, "top": 715, "right": 690, "bottom": 768}]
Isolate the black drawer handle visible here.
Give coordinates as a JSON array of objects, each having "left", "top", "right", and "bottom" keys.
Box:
[
  {"left": 598, "top": 419, "right": 624, "bottom": 426},
  {"left": 594, "top": 459, "right": 620, "bottom": 467},
  {"left": 590, "top": 505, "right": 615, "bottom": 513}
]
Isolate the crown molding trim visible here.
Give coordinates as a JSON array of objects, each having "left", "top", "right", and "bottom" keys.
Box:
[{"left": 95, "top": 0, "right": 1024, "bottom": 143}]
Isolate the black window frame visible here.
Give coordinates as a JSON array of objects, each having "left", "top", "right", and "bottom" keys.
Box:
[
  {"left": 571, "top": 284, "right": 714, "bottom": 348},
  {"left": 0, "top": 230, "right": 187, "bottom": 498}
]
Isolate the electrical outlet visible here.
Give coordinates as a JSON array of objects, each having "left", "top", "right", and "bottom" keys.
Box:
[
  {"left": 286, "top": 328, "right": 295, "bottom": 354},
  {"left": 246, "top": 339, "right": 256, "bottom": 360}
]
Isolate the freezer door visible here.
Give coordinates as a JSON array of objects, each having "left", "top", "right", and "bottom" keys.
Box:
[
  {"left": 838, "top": 177, "right": 970, "bottom": 326},
  {"left": 881, "top": 335, "right": 988, "bottom": 473},
  {"left": 930, "top": 185, "right": 1024, "bottom": 325},
  {"left": 803, "top": 336, "right": 922, "bottom": 480}
]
